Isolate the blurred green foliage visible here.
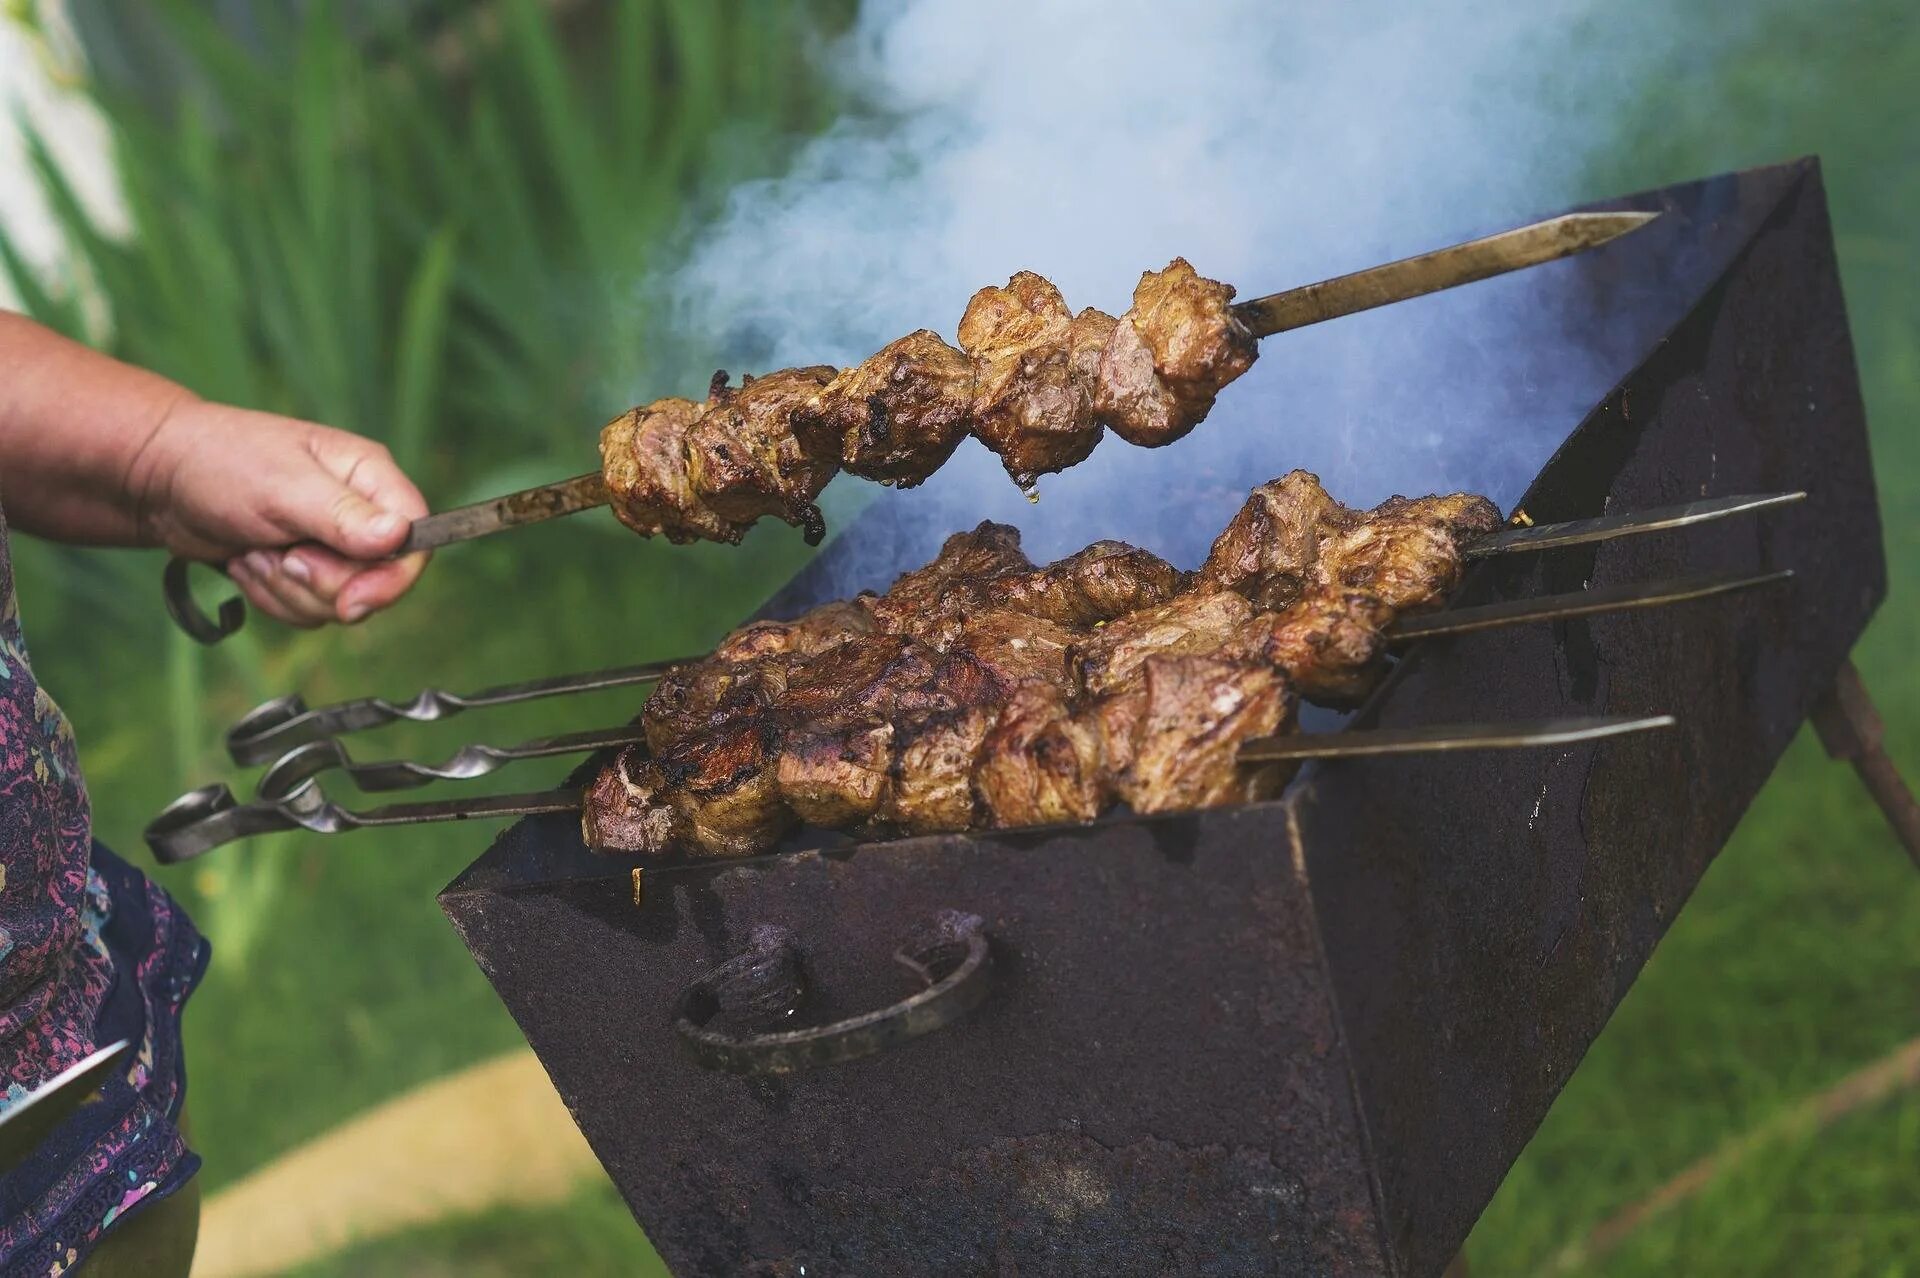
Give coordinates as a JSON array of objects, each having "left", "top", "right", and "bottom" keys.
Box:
[{"left": 2, "top": 0, "right": 1916, "bottom": 1274}]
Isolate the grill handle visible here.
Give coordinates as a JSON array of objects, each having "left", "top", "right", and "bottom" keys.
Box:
[{"left": 675, "top": 912, "right": 992, "bottom": 1075}]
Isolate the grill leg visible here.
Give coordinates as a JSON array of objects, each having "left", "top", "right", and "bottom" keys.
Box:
[{"left": 1810, "top": 660, "right": 1920, "bottom": 870}]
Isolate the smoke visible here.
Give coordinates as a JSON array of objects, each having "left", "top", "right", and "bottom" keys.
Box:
[{"left": 648, "top": 0, "right": 1712, "bottom": 589}]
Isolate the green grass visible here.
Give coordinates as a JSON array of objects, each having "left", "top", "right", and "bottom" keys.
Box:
[{"left": 5, "top": 0, "right": 1919, "bottom": 1274}]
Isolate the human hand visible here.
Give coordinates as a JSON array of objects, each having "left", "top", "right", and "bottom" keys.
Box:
[{"left": 133, "top": 400, "right": 429, "bottom": 627}]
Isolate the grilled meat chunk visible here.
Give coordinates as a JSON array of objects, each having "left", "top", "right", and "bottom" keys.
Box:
[
  {"left": 1195, "top": 470, "right": 1349, "bottom": 610},
  {"left": 711, "top": 600, "right": 877, "bottom": 664},
  {"left": 1240, "top": 588, "right": 1395, "bottom": 706},
  {"left": 599, "top": 398, "right": 743, "bottom": 544},
  {"left": 581, "top": 745, "right": 685, "bottom": 854},
  {"left": 959, "top": 272, "right": 1103, "bottom": 487},
  {"left": 1198, "top": 469, "right": 1501, "bottom": 615},
  {"left": 1102, "top": 654, "right": 1293, "bottom": 814},
  {"left": 777, "top": 719, "right": 895, "bottom": 828},
  {"left": 876, "top": 704, "right": 999, "bottom": 835},
  {"left": 1094, "top": 258, "right": 1258, "bottom": 447},
  {"left": 984, "top": 541, "right": 1186, "bottom": 628},
  {"left": 949, "top": 608, "right": 1080, "bottom": 693},
  {"left": 974, "top": 683, "right": 1110, "bottom": 828},
  {"left": 866, "top": 521, "right": 1034, "bottom": 646},
  {"left": 685, "top": 366, "right": 839, "bottom": 531},
  {"left": 1075, "top": 589, "right": 1256, "bottom": 695},
  {"left": 657, "top": 717, "right": 792, "bottom": 858},
  {"left": 640, "top": 657, "right": 791, "bottom": 753},
  {"left": 802, "top": 330, "right": 975, "bottom": 486}
]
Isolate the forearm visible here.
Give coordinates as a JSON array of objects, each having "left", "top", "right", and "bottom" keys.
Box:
[{"left": 0, "top": 309, "right": 196, "bottom": 545}]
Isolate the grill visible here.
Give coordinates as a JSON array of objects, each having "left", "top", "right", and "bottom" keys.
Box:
[{"left": 437, "top": 157, "right": 1887, "bottom": 1276}]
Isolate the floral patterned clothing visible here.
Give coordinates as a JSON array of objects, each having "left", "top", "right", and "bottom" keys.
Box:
[{"left": 0, "top": 502, "right": 207, "bottom": 1276}]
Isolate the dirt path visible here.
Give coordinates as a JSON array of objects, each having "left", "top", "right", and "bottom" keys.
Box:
[{"left": 192, "top": 1049, "right": 600, "bottom": 1277}]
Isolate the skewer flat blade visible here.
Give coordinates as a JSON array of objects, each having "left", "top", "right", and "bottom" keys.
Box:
[
  {"left": 1466, "top": 492, "right": 1806, "bottom": 559},
  {"left": 1389, "top": 568, "right": 1792, "bottom": 642},
  {"left": 401, "top": 471, "right": 610, "bottom": 555},
  {"left": 1232, "top": 210, "right": 1660, "bottom": 338},
  {"left": 1239, "top": 713, "right": 1675, "bottom": 762}
]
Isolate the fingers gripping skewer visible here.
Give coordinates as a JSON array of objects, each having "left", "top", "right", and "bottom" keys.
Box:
[{"left": 147, "top": 715, "right": 1674, "bottom": 862}]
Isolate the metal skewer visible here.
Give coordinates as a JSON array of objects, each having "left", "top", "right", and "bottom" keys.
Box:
[
  {"left": 1387, "top": 568, "right": 1792, "bottom": 643},
  {"left": 147, "top": 713, "right": 1675, "bottom": 863},
  {"left": 218, "top": 493, "right": 1795, "bottom": 765},
  {"left": 256, "top": 725, "right": 649, "bottom": 797},
  {"left": 163, "top": 209, "right": 1661, "bottom": 646},
  {"left": 225, "top": 656, "right": 682, "bottom": 765}
]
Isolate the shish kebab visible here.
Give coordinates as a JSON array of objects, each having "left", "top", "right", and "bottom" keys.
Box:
[
  {"left": 163, "top": 210, "right": 1659, "bottom": 644},
  {"left": 148, "top": 481, "right": 1796, "bottom": 862},
  {"left": 216, "top": 489, "right": 1800, "bottom": 765}
]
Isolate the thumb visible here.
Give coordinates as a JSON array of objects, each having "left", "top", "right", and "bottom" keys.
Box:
[{"left": 268, "top": 453, "right": 414, "bottom": 560}]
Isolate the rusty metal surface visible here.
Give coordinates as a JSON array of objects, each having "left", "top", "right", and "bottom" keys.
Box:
[
  {"left": 442, "top": 158, "right": 1885, "bottom": 1277},
  {"left": 447, "top": 809, "right": 1388, "bottom": 1276}
]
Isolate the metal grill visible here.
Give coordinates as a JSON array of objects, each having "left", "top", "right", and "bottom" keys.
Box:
[{"left": 438, "top": 158, "right": 1888, "bottom": 1277}]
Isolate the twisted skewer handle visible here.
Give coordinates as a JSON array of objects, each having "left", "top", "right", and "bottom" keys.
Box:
[{"left": 225, "top": 658, "right": 684, "bottom": 765}]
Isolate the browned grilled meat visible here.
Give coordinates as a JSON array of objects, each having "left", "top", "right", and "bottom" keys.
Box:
[
  {"left": 875, "top": 704, "right": 999, "bottom": 835},
  {"left": 958, "top": 272, "right": 1103, "bottom": 487},
  {"left": 585, "top": 471, "right": 1501, "bottom": 859},
  {"left": 949, "top": 608, "right": 1080, "bottom": 693},
  {"left": 1198, "top": 469, "right": 1501, "bottom": 616},
  {"left": 973, "top": 683, "right": 1110, "bottom": 828},
  {"left": 984, "top": 541, "right": 1186, "bottom": 628},
  {"left": 865, "top": 521, "right": 1034, "bottom": 647},
  {"left": 1240, "top": 588, "right": 1395, "bottom": 706},
  {"left": 1099, "top": 654, "right": 1293, "bottom": 814},
  {"left": 685, "top": 366, "right": 839, "bottom": 530},
  {"left": 1194, "top": 470, "right": 1350, "bottom": 610},
  {"left": 1075, "top": 589, "right": 1257, "bottom": 696},
  {"left": 580, "top": 745, "right": 685, "bottom": 854},
  {"left": 599, "top": 398, "right": 743, "bottom": 544},
  {"left": 800, "top": 330, "right": 975, "bottom": 486},
  {"left": 1093, "top": 258, "right": 1258, "bottom": 447},
  {"left": 711, "top": 600, "right": 877, "bottom": 664},
  {"left": 777, "top": 719, "right": 895, "bottom": 828}
]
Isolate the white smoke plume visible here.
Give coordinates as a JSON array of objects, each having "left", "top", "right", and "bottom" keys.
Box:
[{"left": 648, "top": 0, "right": 1721, "bottom": 582}]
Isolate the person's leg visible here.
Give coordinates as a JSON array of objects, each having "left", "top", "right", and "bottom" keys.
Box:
[{"left": 77, "top": 1103, "right": 200, "bottom": 1277}]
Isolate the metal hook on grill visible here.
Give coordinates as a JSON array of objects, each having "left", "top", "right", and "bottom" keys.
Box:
[
  {"left": 225, "top": 657, "right": 687, "bottom": 766},
  {"left": 256, "top": 725, "right": 649, "bottom": 798},
  {"left": 144, "top": 778, "right": 581, "bottom": 865},
  {"left": 675, "top": 911, "right": 994, "bottom": 1075}
]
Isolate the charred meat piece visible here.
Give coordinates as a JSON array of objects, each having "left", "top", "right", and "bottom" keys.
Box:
[
  {"left": 974, "top": 683, "right": 1110, "bottom": 828},
  {"left": 876, "top": 704, "right": 999, "bottom": 835},
  {"left": 599, "top": 398, "right": 744, "bottom": 544},
  {"left": 685, "top": 366, "right": 840, "bottom": 531},
  {"left": 1075, "top": 589, "right": 1256, "bottom": 696},
  {"left": 801, "top": 330, "right": 975, "bottom": 487},
  {"left": 1101, "top": 654, "right": 1294, "bottom": 814},
  {"left": 775, "top": 633, "right": 952, "bottom": 726},
  {"left": 949, "top": 608, "right": 1080, "bottom": 694},
  {"left": 866, "top": 521, "right": 1034, "bottom": 647},
  {"left": 581, "top": 745, "right": 685, "bottom": 855},
  {"left": 777, "top": 719, "right": 895, "bottom": 828},
  {"left": 656, "top": 717, "right": 792, "bottom": 859},
  {"left": 1240, "top": 588, "right": 1396, "bottom": 706},
  {"left": 1094, "top": 258, "right": 1258, "bottom": 447},
  {"left": 985, "top": 540, "right": 1186, "bottom": 628},
  {"left": 959, "top": 272, "right": 1103, "bottom": 487},
  {"left": 1194, "top": 470, "right": 1351, "bottom": 610},
  {"left": 711, "top": 599, "right": 877, "bottom": 664},
  {"left": 1317, "top": 492, "right": 1501, "bottom": 613}
]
